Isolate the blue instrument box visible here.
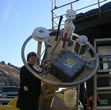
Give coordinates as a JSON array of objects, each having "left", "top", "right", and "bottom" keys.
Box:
[{"left": 51, "top": 51, "right": 86, "bottom": 82}]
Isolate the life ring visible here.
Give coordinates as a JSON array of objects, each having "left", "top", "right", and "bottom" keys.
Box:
[
  {"left": 87, "top": 96, "right": 100, "bottom": 110},
  {"left": 87, "top": 96, "right": 94, "bottom": 110}
]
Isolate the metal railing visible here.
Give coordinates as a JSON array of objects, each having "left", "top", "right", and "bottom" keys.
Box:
[{"left": 51, "top": 0, "right": 109, "bottom": 30}]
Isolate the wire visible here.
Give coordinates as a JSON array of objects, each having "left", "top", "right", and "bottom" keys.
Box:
[{"left": 55, "top": 16, "right": 63, "bottom": 41}]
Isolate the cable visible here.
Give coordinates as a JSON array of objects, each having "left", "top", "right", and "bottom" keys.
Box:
[{"left": 55, "top": 16, "right": 63, "bottom": 41}]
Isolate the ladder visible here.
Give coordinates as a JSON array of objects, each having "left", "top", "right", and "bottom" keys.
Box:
[{"left": 94, "top": 38, "right": 111, "bottom": 110}]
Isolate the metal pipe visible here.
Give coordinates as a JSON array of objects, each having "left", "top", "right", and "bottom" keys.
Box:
[
  {"left": 72, "top": 33, "right": 80, "bottom": 38},
  {"left": 51, "top": 0, "right": 107, "bottom": 30},
  {"left": 71, "top": 3, "right": 73, "bottom": 10},
  {"left": 75, "top": 0, "right": 106, "bottom": 12},
  {"left": 74, "top": 7, "right": 111, "bottom": 22},
  {"left": 51, "top": 0, "right": 53, "bottom": 10},
  {"left": 21, "top": 36, "right": 51, "bottom": 82},
  {"left": 44, "top": 87, "right": 77, "bottom": 99},
  {"left": 36, "top": 41, "right": 42, "bottom": 67},
  {"left": 21, "top": 36, "right": 99, "bottom": 87},
  {"left": 54, "top": 0, "right": 56, "bottom": 8},
  {"left": 52, "top": 0, "right": 79, "bottom": 11},
  {"left": 51, "top": 10, "right": 54, "bottom": 30}
]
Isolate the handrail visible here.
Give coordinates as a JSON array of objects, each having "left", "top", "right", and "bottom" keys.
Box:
[
  {"left": 51, "top": 0, "right": 109, "bottom": 30},
  {"left": 74, "top": 8, "right": 111, "bottom": 22},
  {"left": 75, "top": 0, "right": 106, "bottom": 12},
  {"left": 52, "top": 0, "right": 79, "bottom": 11}
]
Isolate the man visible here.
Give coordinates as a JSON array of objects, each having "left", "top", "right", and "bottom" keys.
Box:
[{"left": 17, "top": 52, "right": 41, "bottom": 110}]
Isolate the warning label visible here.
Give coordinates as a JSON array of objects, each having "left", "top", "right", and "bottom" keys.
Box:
[{"left": 63, "top": 58, "right": 76, "bottom": 68}]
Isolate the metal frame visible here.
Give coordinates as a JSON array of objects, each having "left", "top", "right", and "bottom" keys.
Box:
[
  {"left": 51, "top": 0, "right": 109, "bottom": 30},
  {"left": 21, "top": 35, "right": 99, "bottom": 87},
  {"left": 94, "top": 38, "right": 111, "bottom": 110}
]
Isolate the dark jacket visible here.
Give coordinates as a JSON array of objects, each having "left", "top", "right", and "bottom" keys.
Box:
[{"left": 17, "top": 64, "right": 41, "bottom": 110}]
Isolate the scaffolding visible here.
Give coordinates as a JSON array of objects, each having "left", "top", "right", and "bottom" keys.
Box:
[{"left": 51, "top": 0, "right": 109, "bottom": 30}]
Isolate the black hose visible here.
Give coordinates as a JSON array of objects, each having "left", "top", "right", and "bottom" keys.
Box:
[{"left": 55, "top": 16, "right": 63, "bottom": 41}]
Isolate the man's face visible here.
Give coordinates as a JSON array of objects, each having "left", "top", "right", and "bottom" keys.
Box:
[{"left": 28, "top": 55, "right": 36, "bottom": 65}]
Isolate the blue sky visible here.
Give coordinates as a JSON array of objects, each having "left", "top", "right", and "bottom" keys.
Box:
[
  {"left": 0, "top": 0, "right": 52, "bottom": 67},
  {"left": 0, "top": 0, "right": 109, "bottom": 67}
]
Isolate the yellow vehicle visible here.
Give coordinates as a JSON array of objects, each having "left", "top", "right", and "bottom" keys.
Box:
[
  {"left": 0, "top": 97, "right": 19, "bottom": 110},
  {"left": 0, "top": 95, "right": 83, "bottom": 110}
]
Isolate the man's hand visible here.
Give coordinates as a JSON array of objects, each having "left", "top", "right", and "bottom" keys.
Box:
[{"left": 24, "top": 86, "right": 29, "bottom": 91}]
